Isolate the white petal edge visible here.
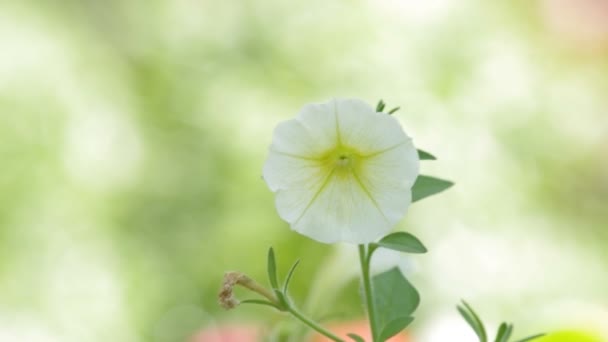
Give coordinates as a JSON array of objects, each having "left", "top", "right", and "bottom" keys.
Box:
[{"left": 335, "top": 98, "right": 411, "bottom": 155}]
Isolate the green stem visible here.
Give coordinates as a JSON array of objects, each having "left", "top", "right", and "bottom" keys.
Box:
[
  {"left": 287, "top": 305, "right": 345, "bottom": 342},
  {"left": 359, "top": 244, "right": 378, "bottom": 342}
]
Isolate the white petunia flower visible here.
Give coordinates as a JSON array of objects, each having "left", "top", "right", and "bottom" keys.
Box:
[{"left": 263, "top": 98, "right": 419, "bottom": 244}]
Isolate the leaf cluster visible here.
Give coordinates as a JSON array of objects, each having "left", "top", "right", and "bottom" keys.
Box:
[
  {"left": 457, "top": 301, "right": 545, "bottom": 342},
  {"left": 240, "top": 248, "right": 300, "bottom": 311}
]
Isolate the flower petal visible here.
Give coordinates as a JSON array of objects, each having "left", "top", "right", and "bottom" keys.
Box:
[
  {"left": 295, "top": 101, "right": 339, "bottom": 154},
  {"left": 335, "top": 98, "right": 411, "bottom": 155},
  {"left": 268, "top": 101, "right": 339, "bottom": 158},
  {"left": 268, "top": 119, "right": 324, "bottom": 158},
  {"left": 356, "top": 142, "right": 419, "bottom": 224},
  {"left": 288, "top": 172, "right": 392, "bottom": 244},
  {"left": 269, "top": 155, "right": 335, "bottom": 227}
]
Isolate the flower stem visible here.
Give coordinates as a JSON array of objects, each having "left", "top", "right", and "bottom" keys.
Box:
[
  {"left": 359, "top": 244, "right": 378, "bottom": 342},
  {"left": 287, "top": 305, "right": 345, "bottom": 342}
]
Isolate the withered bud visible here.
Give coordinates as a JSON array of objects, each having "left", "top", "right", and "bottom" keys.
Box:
[{"left": 219, "top": 271, "right": 280, "bottom": 310}]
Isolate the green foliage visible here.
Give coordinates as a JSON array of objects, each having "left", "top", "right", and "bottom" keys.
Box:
[
  {"left": 376, "top": 99, "right": 386, "bottom": 112},
  {"left": 495, "top": 323, "right": 514, "bottom": 342},
  {"left": 371, "top": 267, "right": 419, "bottom": 341},
  {"left": 267, "top": 247, "right": 280, "bottom": 290},
  {"left": 417, "top": 149, "right": 437, "bottom": 160},
  {"left": 514, "top": 334, "right": 547, "bottom": 342},
  {"left": 458, "top": 301, "right": 545, "bottom": 342},
  {"left": 458, "top": 301, "right": 487, "bottom": 342},
  {"left": 378, "top": 316, "right": 414, "bottom": 341},
  {"left": 375, "top": 99, "right": 399, "bottom": 114},
  {"left": 387, "top": 107, "right": 400, "bottom": 114},
  {"left": 240, "top": 299, "right": 281, "bottom": 310},
  {"left": 371, "top": 232, "right": 427, "bottom": 254},
  {"left": 347, "top": 333, "right": 366, "bottom": 342},
  {"left": 282, "top": 259, "right": 301, "bottom": 295},
  {"left": 412, "top": 175, "right": 454, "bottom": 202},
  {"left": 267, "top": 247, "right": 288, "bottom": 309}
]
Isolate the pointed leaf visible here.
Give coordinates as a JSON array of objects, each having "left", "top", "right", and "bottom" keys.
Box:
[
  {"left": 379, "top": 316, "right": 414, "bottom": 341},
  {"left": 282, "top": 259, "right": 300, "bottom": 294},
  {"left": 373, "top": 232, "right": 427, "bottom": 254},
  {"left": 412, "top": 175, "right": 454, "bottom": 202},
  {"left": 267, "top": 248, "right": 279, "bottom": 290},
  {"left": 458, "top": 307, "right": 484, "bottom": 342},
  {"left": 387, "top": 106, "right": 400, "bottom": 114},
  {"left": 376, "top": 100, "right": 386, "bottom": 112},
  {"left": 494, "top": 323, "right": 507, "bottom": 342},
  {"left": 457, "top": 301, "right": 487, "bottom": 342},
  {"left": 514, "top": 333, "right": 546, "bottom": 342},
  {"left": 372, "top": 267, "right": 420, "bottom": 340},
  {"left": 347, "top": 333, "right": 366, "bottom": 342},
  {"left": 503, "top": 324, "right": 514, "bottom": 342},
  {"left": 495, "top": 323, "right": 513, "bottom": 342},
  {"left": 417, "top": 149, "right": 437, "bottom": 160}
]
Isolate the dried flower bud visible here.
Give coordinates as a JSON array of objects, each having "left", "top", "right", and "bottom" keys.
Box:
[{"left": 218, "top": 272, "right": 280, "bottom": 310}]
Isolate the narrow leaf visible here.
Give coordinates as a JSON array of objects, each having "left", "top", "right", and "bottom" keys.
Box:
[
  {"left": 504, "top": 324, "right": 514, "bottom": 342},
  {"left": 457, "top": 301, "right": 487, "bottom": 342},
  {"left": 373, "top": 232, "right": 427, "bottom": 254},
  {"left": 372, "top": 268, "right": 420, "bottom": 340},
  {"left": 379, "top": 316, "right": 414, "bottom": 341},
  {"left": 495, "top": 323, "right": 507, "bottom": 342},
  {"left": 241, "top": 299, "right": 281, "bottom": 310},
  {"left": 412, "top": 175, "right": 454, "bottom": 202},
  {"left": 282, "top": 259, "right": 301, "bottom": 294},
  {"left": 347, "top": 333, "right": 366, "bottom": 342},
  {"left": 495, "top": 323, "right": 513, "bottom": 342},
  {"left": 458, "top": 306, "right": 484, "bottom": 342},
  {"left": 267, "top": 248, "right": 279, "bottom": 290},
  {"left": 417, "top": 149, "right": 437, "bottom": 160},
  {"left": 387, "top": 106, "right": 400, "bottom": 114},
  {"left": 514, "top": 333, "right": 546, "bottom": 342},
  {"left": 376, "top": 100, "right": 386, "bottom": 112}
]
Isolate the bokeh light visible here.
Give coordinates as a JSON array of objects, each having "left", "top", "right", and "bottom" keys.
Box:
[{"left": 0, "top": 1, "right": 606, "bottom": 341}]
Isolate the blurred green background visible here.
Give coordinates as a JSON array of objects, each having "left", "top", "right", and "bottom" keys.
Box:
[{"left": 1, "top": 0, "right": 607, "bottom": 341}]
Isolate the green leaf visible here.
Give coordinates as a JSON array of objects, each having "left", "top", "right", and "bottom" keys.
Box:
[
  {"left": 267, "top": 248, "right": 279, "bottom": 290},
  {"left": 495, "top": 323, "right": 507, "bottom": 342},
  {"left": 379, "top": 316, "right": 414, "bottom": 341},
  {"left": 504, "top": 324, "right": 514, "bottom": 342},
  {"left": 376, "top": 100, "right": 386, "bottom": 112},
  {"left": 513, "top": 333, "right": 545, "bottom": 342},
  {"left": 347, "top": 333, "right": 366, "bottom": 342},
  {"left": 372, "top": 267, "right": 420, "bottom": 340},
  {"left": 495, "top": 323, "right": 513, "bottom": 342},
  {"left": 282, "top": 259, "right": 300, "bottom": 294},
  {"left": 457, "top": 301, "right": 487, "bottom": 342},
  {"left": 412, "top": 175, "right": 454, "bottom": 202},
  {"left": 241, "top": 299, "right": 281, "bottom": 310},
  {"left": 372, "top": 232, "right": 427, "bottom": 254},
  {"left": 387, "top": 106, "right": 400, "bottom": 114},
  {"left": 417, "top": 149, "right": 437, "bottom": 160},
  {"left": 274, "top": 289, "right": 288, "bottom": 309}
]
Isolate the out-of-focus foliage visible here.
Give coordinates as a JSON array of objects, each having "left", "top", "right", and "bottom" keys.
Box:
[{"left": 0, "top": 0, "right": 607, "bottom": 341}]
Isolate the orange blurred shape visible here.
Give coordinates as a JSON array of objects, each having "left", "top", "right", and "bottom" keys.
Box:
[
  {"left": 189, "top": 325, "right": 259, "bottom": 342},
  {"left": 311, "top": 320, "right": 410, "bottom": 342}
]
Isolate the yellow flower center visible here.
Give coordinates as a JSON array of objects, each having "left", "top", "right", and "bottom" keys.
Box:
[{"left": 323, "top": 146, "right": 362, "bottom": 179}]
